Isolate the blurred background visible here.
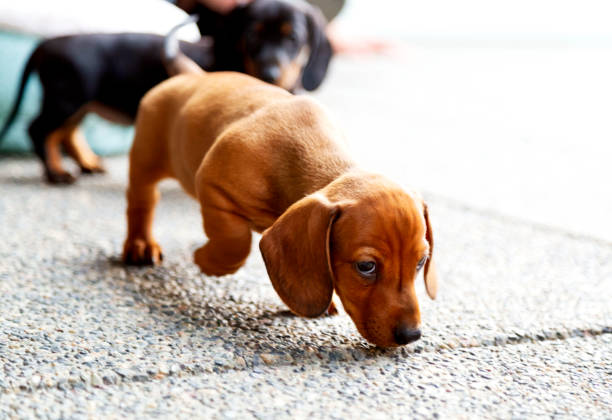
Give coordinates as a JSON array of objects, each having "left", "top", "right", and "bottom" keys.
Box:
[
  {"left": 317, "top": 0, "right": 612, "bottom": 243},
  {"left": 1, "top": 0, "right": 611, "bottom": 241}
]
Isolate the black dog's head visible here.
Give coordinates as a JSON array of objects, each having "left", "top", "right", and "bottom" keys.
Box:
[{"left": 197, "top": 0, "right": 333, "bottom": 91}]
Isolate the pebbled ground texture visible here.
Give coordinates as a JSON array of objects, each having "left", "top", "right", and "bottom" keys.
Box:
[
  {"left": 0, "top": 154, "right": 610, "bottom": 419},
  {"left": 1, "top": 37, "right": 611, "bottom": 418}
]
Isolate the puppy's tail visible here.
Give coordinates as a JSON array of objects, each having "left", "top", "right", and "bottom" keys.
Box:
[
  {"left": 163, "top": 14, "right": 206, "bottom": 76},
  {"left": 0, "top": 46, "right": 40, "bottom": 143}
]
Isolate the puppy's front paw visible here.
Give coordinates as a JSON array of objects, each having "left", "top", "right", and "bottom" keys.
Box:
[
  {"left": 123, "top": 238, "right": 163, "bottom": 266},
  {"left": 193, "top": 245, "right": 241, "bottom": 277},
  {"left": 325, "top": 301, "right": 339, "bottom": 316}
]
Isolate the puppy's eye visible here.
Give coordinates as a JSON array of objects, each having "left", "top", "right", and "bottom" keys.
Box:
[
  {"left": 416, "top": 256, "right": 427, "bottom": 271},
  {"left": 355, "top": 261, "right": 377, "bottom": 278}
]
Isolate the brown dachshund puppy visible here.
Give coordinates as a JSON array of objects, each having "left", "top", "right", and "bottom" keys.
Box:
[{"left": 122, "top": 71, "right": 438, "bottom": 347}]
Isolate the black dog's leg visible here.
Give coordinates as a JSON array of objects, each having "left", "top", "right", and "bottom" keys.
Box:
[
  {"left": 27, "top": 116, "right": 48, "bottom": 164},
  {"left": 28, "top": 92, "right": 85, "bottom": 185},
  {"left": 28, "top": 115, "right": 76, "bottom": 184},
  {"left": 62, "top": 126, "right": 106, "bottom": 175}
]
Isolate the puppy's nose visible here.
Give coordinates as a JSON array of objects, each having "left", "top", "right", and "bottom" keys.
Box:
[
  {"left": 260, "top": 66, "right": 281, "bottom": 84},
  {"left": 393, "top": 325, "right": 421, "bottom": 345}
]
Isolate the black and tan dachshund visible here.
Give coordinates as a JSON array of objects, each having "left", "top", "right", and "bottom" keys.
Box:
[
  {"left": 193, "top": 0, "right": 332, "bottom": 91},
  {"left": 0, "top": 0, "right": 332, "bottom": 184}
]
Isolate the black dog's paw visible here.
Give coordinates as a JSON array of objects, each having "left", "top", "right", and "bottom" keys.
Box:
[
  {"left": 80, "top": 164, "right": 106, "bottom": 175},
  {"left": 46, "top": 170, "right": 77, "bottom": 185}
]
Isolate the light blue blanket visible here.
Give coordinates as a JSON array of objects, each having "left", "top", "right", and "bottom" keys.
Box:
[{"left": 0, "top": 30, "right": 133, "bottom": 155}]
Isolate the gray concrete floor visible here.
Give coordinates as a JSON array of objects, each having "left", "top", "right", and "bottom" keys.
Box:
[{"left": 1, "top": 43, "right": 611, "bottom": 418}]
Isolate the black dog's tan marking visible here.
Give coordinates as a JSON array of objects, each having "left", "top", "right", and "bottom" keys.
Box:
[
  {"left": 280, "top": 22, "right": 293, "bottom": 36},
  {"left": 0, "top": 0, "right": 332, "bottom": 184}
]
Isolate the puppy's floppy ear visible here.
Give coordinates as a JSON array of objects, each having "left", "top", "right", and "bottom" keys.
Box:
[
  {"left": 260, "top": 194, "right": 339, "bottom": 317},
  {"left": 302, "top": 8, "right": 333, "bottom": 91},
  {"left": 423, "top": 202, "right": 438, "bottom": 300}
]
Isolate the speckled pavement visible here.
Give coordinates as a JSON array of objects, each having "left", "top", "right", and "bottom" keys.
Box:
[
  {"left": 1, "top": 47, "right": 612, "bottom": 418},
  {"left": 0, "top": 153, "right": 610, "bottom": 418}
]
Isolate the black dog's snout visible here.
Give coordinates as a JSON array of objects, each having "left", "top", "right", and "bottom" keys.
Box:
[
  {"left": 394, "top": 325, "right": 421, "bottom": 345},
  {"left": 260, "top": 66, "right": 281, "bottom": 83}
]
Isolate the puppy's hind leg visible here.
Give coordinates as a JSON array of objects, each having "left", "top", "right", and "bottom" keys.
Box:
[
  {"left": 193, "top": 184, "right": 253, "bottom": 276},
  {"left": 62, "top": 126, "right": 106, "bottom": 175}
]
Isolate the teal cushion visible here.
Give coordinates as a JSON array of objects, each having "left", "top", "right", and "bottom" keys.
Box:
[{"left": 0, "top": 30, "right": 134, "bottom": 156}]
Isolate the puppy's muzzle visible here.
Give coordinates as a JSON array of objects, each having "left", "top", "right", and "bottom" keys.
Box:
[
  {"left": 393, "top": 325, "right": 422, "bottom": 345},
  {"left": 260, "top": 64, "right": 281, "bottom": 84}
]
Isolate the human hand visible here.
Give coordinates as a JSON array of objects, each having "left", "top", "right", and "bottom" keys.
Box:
[{"left": 198, "top": 0, "right": 253, "bottom": 14}]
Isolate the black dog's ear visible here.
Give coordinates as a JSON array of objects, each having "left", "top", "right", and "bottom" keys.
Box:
[{"left": 302, "top": 8, "right": 333, "bottom": 91}]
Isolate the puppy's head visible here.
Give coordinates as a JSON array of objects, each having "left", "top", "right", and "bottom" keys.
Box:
[
  {"left": 231, "top": 0, "right": 332, "bottom": 91},
  {"left": 260, "top": 175, "right": 438, "bottom": 347}
]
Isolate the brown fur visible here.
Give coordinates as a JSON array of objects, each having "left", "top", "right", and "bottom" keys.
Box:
[
  {"left": 62, "top": 126, "right": 106, "bottom": 174},
  {"left": 122, "top": 71, "right": 438, "bottom": 347},
  {"left": 39, "top": 103, "right": 120, "bottom": 182},
  {"left": 41, "top": 123, "right": 106, "bottom": 183},
  {"left": 244, "top": 46, "right": 309, "bottom": 91},
  {"left": 277, "top": 46, "right": 310, "bottom": 90},
  {"left": 44, "top": 128, "right": 68, "bottom": 181}
]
